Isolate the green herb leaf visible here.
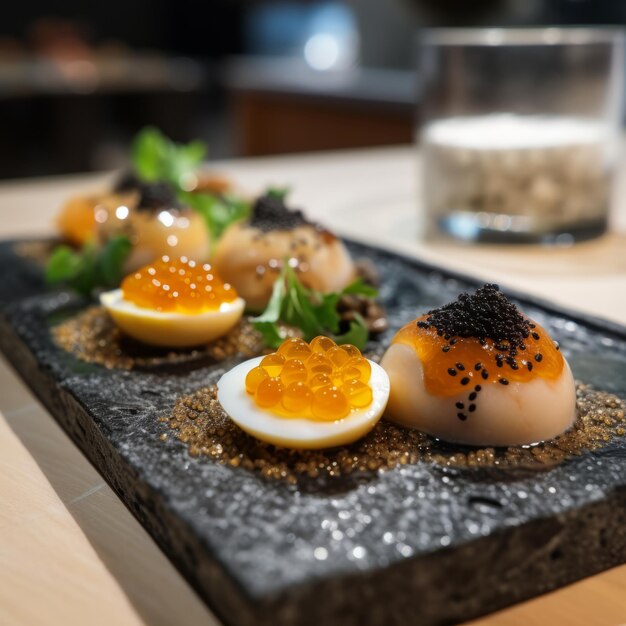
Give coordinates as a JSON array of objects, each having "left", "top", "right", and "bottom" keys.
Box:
[
  {"left": 183, "top": 191, "right": 251, "bottom": 240},
  {"left": 264, "top": 186, "right": 290, "bottom": 200},
  {"left": 311, "top": 292, "right": 342, "bottom": 334},
  {"left": 45, "top": 245, "right": 83, "bottom": 284},
  {"left": 251, "top": 265, "right": 288, "bottom": 348},
  {"left": 98, "top": 236, "right": 133, "bottom": 286},
  {"left": 46, "top": 236, "right": 132, "bottom": 297},
  {"left": 341, "top": 278, "right": 378, "bottom": 298},
  {"left": 131, "top": 127, "right": 207, "bottom": 188},
  {"left": 251, "top": 264, "right": 373, "bottom": 350},
  {"left": 333, "top": 314, "right": 369, "bottom": 348}
]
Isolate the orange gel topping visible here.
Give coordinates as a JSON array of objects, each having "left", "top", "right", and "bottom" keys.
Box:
[
  {"left": 392, "top": 315, "right": 564, "bottom": 397},
  {"left": 121, "top": 256, "right": 237, "bottom": 313},
  {"left": 245, "top": 337, "right": 373, "bottom": 420}
]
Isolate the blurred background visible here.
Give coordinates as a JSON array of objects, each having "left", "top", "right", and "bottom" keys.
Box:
[{"left": 1, "top": 0, "right": 625, "bottom": 179}]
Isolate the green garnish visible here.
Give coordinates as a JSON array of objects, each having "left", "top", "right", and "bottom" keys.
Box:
[
  {"left": 251, "top": 264, "right": 377, "bottom": 350},
  {"left": 45, "top": 236, "right": 132, "bottom": 296},
  {"left": 132, "top": 126, "right": 254, "bottom": 239},
  {"left": 264, "top": 186, "right": 290, "bottom": 200},
  {"left": 181, "top": 191, "right": 251, "bottom": 240},
  {"left": 131, "top": 127, "right": 206, "bottom": 189}
]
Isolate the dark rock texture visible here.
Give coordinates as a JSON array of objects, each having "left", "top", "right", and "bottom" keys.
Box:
[{"left": 1, "top": 239, "right": 626, "bottom": 626}]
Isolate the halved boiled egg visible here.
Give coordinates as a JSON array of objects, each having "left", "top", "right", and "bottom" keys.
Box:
[
  {"left": 217, "top": 337, "right": 390, "bottom": 449},
  {"left": 381, "top": 284, "right": 576, "bottom": 447},
  {"left": 101, "top": 256, "right": 244, "bottom": 347}
]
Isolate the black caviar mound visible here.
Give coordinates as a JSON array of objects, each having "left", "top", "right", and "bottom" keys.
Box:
[
  {"left": 248, "top": 194, "right": 313, "bottom": 232},
  {"left": 419, "top": 284, "right": 532, "bottom": 349},
  {"left": 113, "top": 170, "right": 141, "bottom": 193},
  {"left": 136, "top": 181, "right": 183, "bottom": 212},
  {"left": 113, "top": 170, "right": 184, "bottom": 213}
]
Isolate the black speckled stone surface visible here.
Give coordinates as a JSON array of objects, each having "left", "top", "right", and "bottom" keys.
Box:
[{"left": 2, "top": 239, "right": 626, "bottom": 626}]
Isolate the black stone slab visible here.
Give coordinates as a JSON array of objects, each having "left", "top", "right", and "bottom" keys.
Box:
[{"left": 1, "top": 238, "right": 626, "bottom": 626}]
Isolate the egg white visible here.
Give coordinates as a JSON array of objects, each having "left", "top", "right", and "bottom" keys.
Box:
[
  {"left": 381, "top": 343, "right": 577, "bottom": 447},
  {"left": 217, "top": 356, "right": 390, "bottom": 449},
  {"left": 100, "top": 289, "right": 245, "bottom": 348}
]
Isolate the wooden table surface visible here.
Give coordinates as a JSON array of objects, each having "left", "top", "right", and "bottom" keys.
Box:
[{"left": 1, "top": 146, "right": 626, "bottom": 626}]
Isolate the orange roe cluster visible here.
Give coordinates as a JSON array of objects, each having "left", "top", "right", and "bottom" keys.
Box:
[
  {"left": 121, "top": 256, "right": 237, "bottom": 313},
  {"left": 245, "top": 337, "right": 373, "bottom": 421}
]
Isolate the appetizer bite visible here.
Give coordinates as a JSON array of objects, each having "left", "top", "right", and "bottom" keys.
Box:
[
  {"left": 101, "top": 255, "right": 244, "bottom": 347},
  {"left": 217, "top": 337, "right": 390, "bottom": 449},
  {"left": 91, "top": 180, "right": 211, "bottom": 272},
  {"left": 213, "top": 193, "right": 355, "bottom": 311},
  {"left": 381, "top": 284, "right": 576, "bottom": 446},
  {"left": 49, "top": 127, "right": 248, "bottom": 295}
]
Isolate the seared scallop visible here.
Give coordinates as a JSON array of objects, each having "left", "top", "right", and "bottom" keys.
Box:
[{"left": 212, "top": 194, "right": 355, "bottom": 311}]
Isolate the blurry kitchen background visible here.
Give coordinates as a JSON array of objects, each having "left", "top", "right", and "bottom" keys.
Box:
[{"left": 0, "top": 0, "right": 625, "bottom": 179}]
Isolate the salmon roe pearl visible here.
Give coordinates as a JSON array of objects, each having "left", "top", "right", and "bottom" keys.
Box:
[
  {"left": 310, "top": 372, "right": 333, "bottom": 389},
  {"left": 327, "top": 346, "right": 351, "bottom": 368},
  {"left": 246, "top": 336, "right": 374, "bottom": 420},
  {"left": 278, "top": 337, "right": 312, "bottom": 360},
  {"left": 306, "top": 353, "right": 333, "bottom": 375},
  {"left": 245, "top": 366, "right": 268, "bottom": 394},
  {"left": 260, "top": 353, "right": 285, "bottom": 377},
  {"left": 312, "top": 385, "right": 350, "bottom": 420},
  {"left": 281, "top": 359, "right": 308, "bottom": 384},
  {"left": 342, "top": 380, "right": 373, "bottom": 408},
  {"left": 345, "top": 356, "right": 371, "bottom": 380},
  {"left": 282, "top": 382, "right": 312, "bottom": 413},
  {"left": 310, "top": 336, "right": 336, "bottom": 353},
  {"left": 255, "top": 377, "right": 284, "bottom": 408},
  {"left": 121, "top": 256, "right": 237, "bottom": 313}
]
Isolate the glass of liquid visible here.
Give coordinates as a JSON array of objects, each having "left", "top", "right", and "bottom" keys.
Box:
[{"left": 418, "top": 28, "right": 625, "bottom": 243}]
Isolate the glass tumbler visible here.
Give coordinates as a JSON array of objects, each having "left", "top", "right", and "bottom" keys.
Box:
[{"left": 418, "top": 28, "right": 625, "bottom": 243}]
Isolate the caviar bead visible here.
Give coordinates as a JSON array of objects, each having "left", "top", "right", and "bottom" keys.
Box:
[
  {"left": 255, "top": 377, "right": 284, "bottom": 407},
  {"left": 280, "top": 359, "right": 308, "bottom": 385},
  {"left": 338, "top": 365, "right": 361, "bottom": 385},
  {"left": 327, "top": 346, "right": 351, "bottom": 367},
  {"left": 282, "top": 381, "right": 313, "bottom": 412},
  {"left": 306, "top": 353, "right": 333, "bottom": 375},
  {"left": 309, "top": 372, "right": 333, "bottom": 389},
  {"left": 245, "top": 366, "right": 269, "bottom": 394},
  {"left": 310, "top": 336, "right": 336, "bottom": 353},
  {"left": 312, "top": 385, "right": 350, "bottom": 420},
  {"left": 278, "top": 337, "right": 312, "bottom": 360},
  {"left": 341, "top": 380, "right": 373, "bottom": 408},
  {"left": 260, "top": 353, "right": 285, "bottom": 377},
  {"left": 343, "top": 356, "right": 371, "bottom": 382},
  {"left": 339, "top": 344, "right": 361, "bottom": 359}
]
